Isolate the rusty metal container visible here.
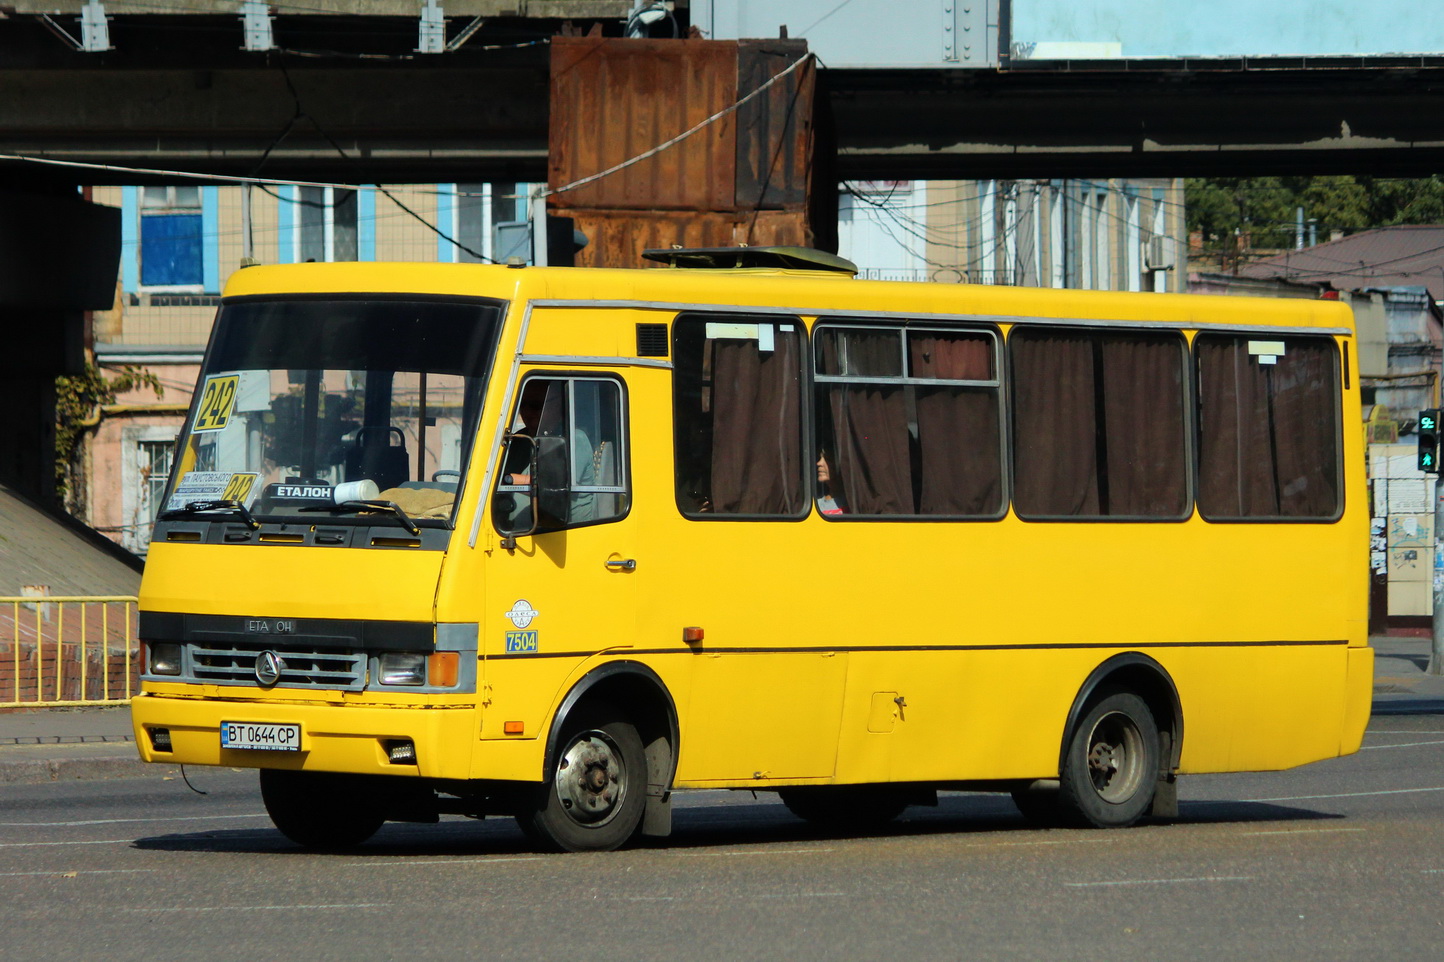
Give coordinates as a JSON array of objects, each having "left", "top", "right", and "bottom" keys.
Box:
[
  {"left": 548, "top": 35, "right": 825, "bottom": 268},
  {"left": 569, "top": 209, "right": 813, "bottom": 269}
]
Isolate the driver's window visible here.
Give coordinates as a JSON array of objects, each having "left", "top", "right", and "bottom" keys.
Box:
[{"left": 493, "top": 375, "right": 629, "bottom": 534}]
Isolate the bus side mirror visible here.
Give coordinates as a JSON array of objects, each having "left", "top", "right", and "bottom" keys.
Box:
[
  {"left": 535, "top": 434, "right": 571, "bottom": 528},
  {"left": 495, "top": 434, "right": 539, "bottom": 540}
]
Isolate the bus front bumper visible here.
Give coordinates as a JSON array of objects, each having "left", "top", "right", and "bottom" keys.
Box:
[{"left": 131, "top": 693, "right": 479, "bottom": 781}]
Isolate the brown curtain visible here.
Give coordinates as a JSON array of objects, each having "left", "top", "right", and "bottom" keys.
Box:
[
  {"left": 1198, "top": 336, "right": 1339, "bottom": 518},
  {"left": 821, "top": 331, "right": 911, "bottom": 514},
  {"left": 1099, "top": 336, "right": 1187, "bottom": 516},
  {"left": 1012, "top": 332, "right": 1100, "bottom": 516},
  {"left": 709, "top": 333, "right": 805, "bottom": 514},
  {"left": 911, "top": 333, "right": 1002, "bottom": 515},
  {"left": 1272, "top": 342, "right": 1340, "bottom": 516}
]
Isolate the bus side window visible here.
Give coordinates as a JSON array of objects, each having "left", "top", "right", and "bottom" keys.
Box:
[
  {"left": 493, "top": 375, "right": 630, "bottom": 535},
  {"left": 672, "top": 314, "right": 807, "bottom": 518},
  {"left": 1011, "top": 328, "right": 1188, "bottom": 520},
  {"left": 813, "top": 324, "right": 1003, "bottom": 518},
  {"left": 1195, "top": 334, "right": 1341, "bottom": 520}
]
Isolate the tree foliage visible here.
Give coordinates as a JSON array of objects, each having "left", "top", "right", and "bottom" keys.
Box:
[
  {"left": 55, "top": 364, "right": 163, "bottom": 509},
  {"left": 1186, "top": 175, "right": 1444, "bottom": 250}
]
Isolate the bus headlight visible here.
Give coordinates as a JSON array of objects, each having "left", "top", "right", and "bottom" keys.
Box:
[
  {"left": 148, "top": 643, "right": 182, "bottom": 675},
  {"left": 378, "top": 652, "right": 426, "bottom": 686}
]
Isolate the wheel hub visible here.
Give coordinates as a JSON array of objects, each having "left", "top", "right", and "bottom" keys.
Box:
[
  {"left": 1086, "top": 711, "right": 1143, "bottom": 803},
  {"left": 555, "top": 731, "right": 627, "bottom": 826}
]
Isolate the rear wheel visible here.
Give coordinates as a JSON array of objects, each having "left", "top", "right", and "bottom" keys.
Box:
[
  {"left": 1058, "top": 691, "right": 1160, "bottom": 828},
  {"left": 519, "top": 704, "right": 646, "bottom": 853},
  {"left": 259, "top": 769, "right": 386, "bottom": 850},
  {"left": 779, "top": 786, "right": 912, "bottom": 831}
]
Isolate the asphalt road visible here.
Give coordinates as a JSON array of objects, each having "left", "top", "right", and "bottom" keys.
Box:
[{"left": 3, "top": 710, "right": 1443, "bottom": 962}]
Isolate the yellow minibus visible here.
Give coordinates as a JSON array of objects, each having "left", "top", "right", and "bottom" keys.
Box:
[{"left": 132, "top": 247, "right": 1371, "bottom": 851}]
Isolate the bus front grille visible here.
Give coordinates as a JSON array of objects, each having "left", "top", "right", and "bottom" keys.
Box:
[{"left": 190, "top": 642, "right": 367, "bottom": 690}]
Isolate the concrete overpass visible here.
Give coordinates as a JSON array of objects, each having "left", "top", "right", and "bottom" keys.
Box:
[{"left": 2, "top": 5, "right": 1444, "bottom": 186}]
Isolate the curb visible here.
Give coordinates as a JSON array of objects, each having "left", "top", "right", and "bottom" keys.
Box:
[
  {"left": 0, "top": 755, "right": 151, "bottom": 785},
  {"left": 0, "top": 746, "right": 178, "bottom": 785}
]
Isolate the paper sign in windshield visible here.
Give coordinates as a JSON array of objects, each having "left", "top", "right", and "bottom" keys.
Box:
[
  {"left": 193, "top": 374, "right": 240, "bottom": 432},
  {"left": 166, "top": 471, "right": 260, "bottom": 511}
]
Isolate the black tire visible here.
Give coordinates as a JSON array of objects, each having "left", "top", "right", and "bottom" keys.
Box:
[
  {"left": 1058, "top": 691, "right": 1160, "bottom": 828},
  {"left": 518, "top": 703, "right": 646, "bottom": 853},
  {"left": 259, "top": 769, "right": 386, "bottom": 850},
  {"left": 1009, "top": 785, "right": 1064, "bottom": 827},
  {"left": 778, "top": 786, "right": 911, "bottom": 832}
]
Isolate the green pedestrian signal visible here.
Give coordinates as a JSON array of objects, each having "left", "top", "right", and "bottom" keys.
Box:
[{"left": 1419, "top": 409, "right": 1442, "bottom": 473}]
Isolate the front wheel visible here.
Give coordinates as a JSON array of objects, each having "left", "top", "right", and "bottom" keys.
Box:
[
  {"left": 518, "top": 704, "right": 646, "bottom": 853},
  {"left": 1058, "top": 691, "right": 1160, "bottom": 828},
  {"left": 259, "top": 769, "right": 386, "bottom": 850}
]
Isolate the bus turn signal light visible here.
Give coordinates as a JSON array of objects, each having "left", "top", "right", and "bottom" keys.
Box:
[
  {"left": 504, "top": 721, "right": 525, "bottom": 735},
  {"left": 682, "top": 627, "right": 704, "bottom": 644},
  {"left": 427, "top": 652, "right": 460, "bottom": 687}
]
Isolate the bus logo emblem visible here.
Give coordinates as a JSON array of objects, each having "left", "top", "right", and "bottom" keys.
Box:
[
  {"left": 505, "top": 600, "right": 539, "bottom": 629},
  {"left": 255, "top": 650, "right": 284, "bottom": 686}
]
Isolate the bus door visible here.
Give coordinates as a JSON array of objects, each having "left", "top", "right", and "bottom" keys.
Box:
[{"left": 482, "top": 372, "right": 637, "bottom": 739}]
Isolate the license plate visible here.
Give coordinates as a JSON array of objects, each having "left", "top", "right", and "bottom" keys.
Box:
[{"left": 221, "top": 721, "right": 301, "bottom": 752}]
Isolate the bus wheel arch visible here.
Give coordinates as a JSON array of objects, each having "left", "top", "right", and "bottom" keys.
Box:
[
  {"left": 1058, "top": 653, "right": 1183, "bottom": 825},
  {"left": 528, "top": 661, "right": 679, "bottom": 850}
]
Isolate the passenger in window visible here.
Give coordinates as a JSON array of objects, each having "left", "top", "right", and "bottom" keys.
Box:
[{"left": 816, "top": 451, "right": 845, "bottom": 516}]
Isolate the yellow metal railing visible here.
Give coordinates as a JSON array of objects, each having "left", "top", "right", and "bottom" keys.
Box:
[{"left": 1, "top": 596, "right": 139, "bottom": 708}]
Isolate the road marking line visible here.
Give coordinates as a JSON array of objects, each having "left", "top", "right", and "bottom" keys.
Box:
[
  {"left": 985, "top": 838, "right": 1114, "bottom": 847},
  {"left": 1064, "top": 876, "right": 1252, "bottom": 888},
  {"left": 1244, "top": 786, "right": 1444, "bottom": 802},
  {"left": 360, "top": 857, "right": 545, "bottom": 867},
  {"left": 1361, "top": 740, "right": 1444, "bottom": 750},
  {"left": 0, "top": 814, "right": 266, "bottom": 828},
  {"left": 619, "top": 892, "right": 846, "bottom": 901},
  {"left": 1238, "top": 828, "right": 1367, "bottom": 836},
  {"left": 671, "top": 848, "right": 835, "bottom": 857},
  {"left": 0, "top": 839, "right": 136, "bottom": 848},
  {"left": 0, "top": 869, "right": 157, "bottom": 877},
  {"left": 123, "top": 904, "right": 393, "bottom": 913}
]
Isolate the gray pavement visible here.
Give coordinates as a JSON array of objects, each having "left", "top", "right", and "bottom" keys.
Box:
[{"left": 3, "top": 635, "right": 1443, "bottom": 785}]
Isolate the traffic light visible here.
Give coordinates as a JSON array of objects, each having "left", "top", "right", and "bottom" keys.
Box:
[
  {"left": 1419, "top": 409, "right": 1442, "bottom": 473},
  {"left": 545, "top": 215, "right": 589, "bottom": 267}
]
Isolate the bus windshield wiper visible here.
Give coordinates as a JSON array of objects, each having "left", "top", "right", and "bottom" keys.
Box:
[
  {"left": 164, "top": 499, "right": 261, "bottom": 530},
  {"left": 300, "top": 499, "right": 421, "bottom": 535}
]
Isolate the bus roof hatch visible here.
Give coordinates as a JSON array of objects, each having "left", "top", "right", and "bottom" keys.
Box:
[{"left": 640, "top": 246, "right": 859, "bottom": 276}]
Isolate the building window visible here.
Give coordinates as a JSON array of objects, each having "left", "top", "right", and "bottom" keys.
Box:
[
  {"left": 443, "top": 183, "right": 529, "bottom": 263},
  {"left": 294, "top": 187, "right": 358, "bottom": 262},
  {"left": 140, "top": 186, "right": 203, "bottom": 289},
  {"left": 132, "top": 437, "right": 175, "bottom": 554}
]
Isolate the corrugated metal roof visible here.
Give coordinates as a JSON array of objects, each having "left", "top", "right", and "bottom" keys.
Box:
[{"left": 1240, "top": 225, "right": 1444, "bottom": 299}]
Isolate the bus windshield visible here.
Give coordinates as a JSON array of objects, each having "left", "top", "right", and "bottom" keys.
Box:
[{"left": 161, "top": 296, "right": 503, "bottom": 528}]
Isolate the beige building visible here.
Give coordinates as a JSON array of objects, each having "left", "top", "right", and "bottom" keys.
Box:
[{"left": 839, "top": 178, "right": 1189, "bottom": 294}]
